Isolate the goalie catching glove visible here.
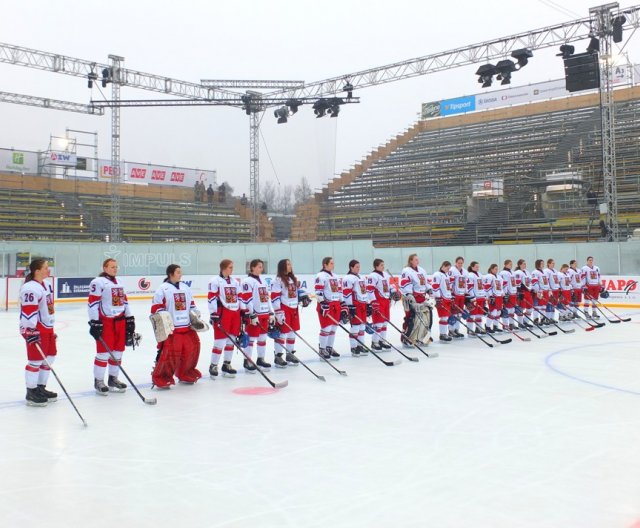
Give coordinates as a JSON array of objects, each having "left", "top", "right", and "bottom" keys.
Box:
[{"left": 189, "top": 309, "right": 210, "bottom": 332}]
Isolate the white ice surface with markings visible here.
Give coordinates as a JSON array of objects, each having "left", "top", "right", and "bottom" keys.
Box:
[{"left": 1, "top": 300, "right": 639, "bottom": 528}]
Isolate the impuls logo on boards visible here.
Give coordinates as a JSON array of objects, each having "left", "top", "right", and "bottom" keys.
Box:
[{"left": 138, "top": 278, "right": 151, "bottom": 290}]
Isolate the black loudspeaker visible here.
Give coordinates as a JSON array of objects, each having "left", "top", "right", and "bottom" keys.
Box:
[{"left": 564, "top": 52, "right": 600, "bottom": 93}]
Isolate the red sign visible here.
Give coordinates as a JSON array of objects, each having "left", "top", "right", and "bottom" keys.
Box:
[{"left": 130, "top": 168, "right": 147, "bottom": 179}]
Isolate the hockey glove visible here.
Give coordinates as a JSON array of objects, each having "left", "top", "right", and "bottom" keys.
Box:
[
  {"left": 340, "top": 304, "right": 350, "bottom": 324},
  {"left": 366, "top": 304, "right": 373, "bottom": 318},
  {"left": 275, "top": 310, "right": 285, "bottom": 325},
  {"left": 391, "top": 291, "right": 402, "bottom": 302},
  {"left": 249, "top": 313, "right": 259, "bottom": 326},
  {"left": 22, "top": 327, "right": 40, "bottom": 344},
  {"left": 268, "top": 312, "right": 276, "bottom": 326},
  {"left": 348, "top": 305, "right": 357, "bottom": 318},
  {"left": 88, "top": 319, "right": 103, "bottom": 341},
  {"left": 319, "top": 301, "right": 330, "bottom": 317},
  {"left": 488, "top": 296, "right": 496, "bottom": 305},
  {"left": 299, "top": 293, "right": 311, "bottom": 308},
  {"left": 209, "top": 312, "right": 220, "bottom": 325},
  {"left": 517, "top": 292, "right": 524, "bottom": 301},
  {"left": 600, "top": 287, "right": 610, "bottom": 299},
  {"left": 125, "top": 316, "right": 136, "bottom": 337},
  {"left": 435, "top": 297, "right": 443, "bottom": 308}
]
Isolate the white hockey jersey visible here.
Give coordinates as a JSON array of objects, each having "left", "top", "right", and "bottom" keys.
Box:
[
  {"left": 513, "top": 268, "right": 532, "bottom": 291},
  {"left": 151, "top": 280, "right": 196, "bottom": 330},
  {"left": 558, "top": 271, "right": 572, "bottom": 291},
  {"left": 240, "top": 275, "right": 273, "bottom": 315},
  {"left": 342, "top": 272, "right": 369, "bottom": 305},
  {"left": 448, "top": 266, "right": 468, "bottom": 296},
  {"left": 88, "top": 275, "right": 132, "bottom": 320},
  {"left": 431, "top": 270, "right": 453, "bottom": 299},
  {"left": 582, "top": 265, "right": 601, "bottom": 286},
  {"left": 544, "top": 268, "right": 561, "bottom": 291},
  {"left": 366, "top": 270, "right": 396, "bottom": 301},
  {"left": 208, "top": 274, "right": 241, "bottom": 314},
  {"left": 498, "top": 268, "right": 517, "bottom": 296},
  {"left": 567, "top": 267, "right": 584, "bottom": 289},
  {"left": 19, "top": 279, "right": 55, "bottom": 331},
  {"left": 400, "top": 266, "right": 431, "bottom": 297},
  {"left": 467, "top": 271, "right": 486, "bottom": 299},
  {"left": 531, "top": 269, "right": 550, "bottom": 292},
  {"left": 483, "top": 273, "right": 504, "bottom": 297},
  {"left": 271, "top": 275, "right": 304, "bottom": 310},
  {"left": 314, "top": 270, "right": 342, "bottom": 303}
]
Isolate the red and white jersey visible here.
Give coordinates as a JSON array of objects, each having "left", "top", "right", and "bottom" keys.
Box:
[
  {"left": 582, "top": 265, "right": 601, "bottom": 286},
  {"left": 314, "top": 270, "right": 342, "bottom": 303},
  {"left": 19, "top": 279, "right": 55, "bottom": 331},
  {"left": 366, "top": 270, "right": 396, "bottom": 301},
  {"left": 483, "top": 273, "right": 505, "bottom": 297},
  {"left": 531, "top": 269, "right": 550, "bottom": 292},
  {"left": 467, "top": 271, "right": 486, "bottom": 298},
  {"left": 208, "top": 274, "right": 241, "bottom": 314},
  {"left": 271, "top": 275, "right": 304, "bottom": 310},
  {"left": 514, "top": 268, "right": 532, "bottom": 290},
  {"left": 567, "top": 267, "right": 584, "bottom": 289},
  {"left": 431, "top": 270, "right": 453, "bottom": 299},
  {"left": 88, "top": 275, "right": 132, "bottom": 320},
  {"left": 498, "top": 269, "right": 517, "bottom": 295},
  {"left": 400, "top": 266, "right": 431, "bottom": 297},
  {"left": 544, "top": 268, "right": 561, "bottom": 291},
  {"left": 240, "top": 275, "right": 273, "bottom": 315},
  {"left": 342, "top": 272, "right": 369, "bottom": 305},
  {"left": 558, "top": 271, "right": 572, "bottom": 291},
  {"left": 448, "top": 266, "right": 468, "bottom": 296},
  {"left": 151, "top": 280, "right": 196, "bottom": 329}
]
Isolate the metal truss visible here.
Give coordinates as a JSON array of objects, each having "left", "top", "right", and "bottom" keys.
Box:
[
  {"left": 89, "top": 96, "right": 360, "bottom": 108},
  {"left": 0, "top": 90, "right": 104, "bottom": 114},
  {"left": 201, "top": 79, "right": 304, "bottom": 89}
]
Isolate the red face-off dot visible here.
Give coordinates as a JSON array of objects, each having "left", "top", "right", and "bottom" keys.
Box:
[{"left": 232, "top": 387, "right": 280, "bottom": 396}]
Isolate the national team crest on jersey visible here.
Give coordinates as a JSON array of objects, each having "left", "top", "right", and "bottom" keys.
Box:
[
  {"left": 358, "top": 282, "right": 366, "bottom": 295},
  {"left": 542, "top": 277, "right": 549, "bottom": 286},
  {"left": 382, "top": 280, "right": 389, "bottom": 293},
  {"left": 458, "top": 277, "right": 466, "bottom": 288},
  {"left": 495, "top": 281, "right": 502, "bottom": 291},
  {"left": 46, "top": 294, "right": 55, "bottom": 315},
  {"left": 258, "top": 287, "right": 269, "bottom": 303},
  {"left": 174, "top": 292, "right": 187, "bottom": 311},
  {"left": 418, "top": 274, "right": 426, "bottom": 286},
  {"left": 287, "top": 282, "right": 297, "bottom": 298},
  {"left": 329, "top": 279, "right": 339, "bottom": 292},
  {"left": 224, "top": 287, "right": 237, "bottom": 303},
  {"left": 111, "top": 287, "right": 125, "bottom": 306},
  {"left": 590, "top": 271, "right": 597, "bottom": 279}
]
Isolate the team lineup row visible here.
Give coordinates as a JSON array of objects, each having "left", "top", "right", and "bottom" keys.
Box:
[{"left": 16, "top": 253, "right": 605, "bottom": 407}]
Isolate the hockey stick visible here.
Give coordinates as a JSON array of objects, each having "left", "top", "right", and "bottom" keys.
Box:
[
  {"left": 278, "top": 321, "right": 326, "bottom": 381},
  {"left": 572, "top": 305, "right": 605, "bottom": 328},
  {"left": 556, "top": 302, "right": 601, "bottom": 332},
  {"left": 503, "top": 317, "right": 531, "bottom": 342},
  {"left": 373, "top": 309, "right": 438, "bottom": 358},
  {"left": 512, "top": 306, "right": 546, "bottom": 339},
  {"left": 450, "top": 313, "right": 494, "bottom": 348},
  {"left": 98, "top": 337, "right": 158, "bottom": 405},
  {"left": 584, "top": 293, "right": 631, "bottom": 323},
  {"left": 34, "top": 342, "right": 88, "bottom": 427},
  {"left": 469, "top": 304, "right": 512, "bottom": 344},
  {"left": 353, "top": 314, "right": 418, "bottom": 362},
  {"left": 216, "top": 325, "right": 288, "bottom": 389},
  {"left": 521, "top": 301, "right": 557, "bottom": 336},
  {"left": 327, "top": 314, "right": 401, "bottom": 366},
  {"left": 284, "top": 326, "right": 347, "bottom": 376}
]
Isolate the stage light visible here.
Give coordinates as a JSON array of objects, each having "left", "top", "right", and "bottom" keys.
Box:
[
  {"left": 587, "top": 37, "right": 600, "bottom": 54},
  {"left": 613, "top": 15, "right": 626, "bottom": 43},
  {"left": 313, "top": 98, "right": 329, "bottom": 118},
  {"left": 511, "top": 48, "right": 533, "bottom": 69},
  {"left": 101, "top": 68, "right": 111, "bottom": 88},
  {"left": 495, "top": 59, "right": 517, "bottom": 85},
  {"left": 285, "top": 98, "right": 302, "bottom": 114},
  {"left": 274, "top": 106, "right": 288, "bottom": 124},
  {"left": 87, "top": 71, "right": 98, "bottom": 89},
  {"left": 557, "top": 44, "right": 575, "bottom": 59},
  {"left": 475, "top": 64, "right": 496, "bottom": 88}
]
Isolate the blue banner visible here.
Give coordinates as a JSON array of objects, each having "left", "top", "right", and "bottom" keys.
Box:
[
  {"left": 439, "top": 95, "right": 476, "bottom": 116},
  {"left": 57, "top": 277, "right": 93, "bottom": 299}
]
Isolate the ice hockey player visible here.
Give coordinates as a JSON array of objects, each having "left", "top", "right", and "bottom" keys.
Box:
[
  {"left": 342, "top": 259, "right": 371, "bottom": 356},
  {"left": 400, "top": 254, "right": 433, "bottom": 347},
  {"left": 448, "top": 256, "right": 467, "bottom": 338},
  {"left": 483, "top": 263, "right": 505, "bottom": 333},
  {"left": 513, "top": 259, "right": 534, "bottom": 328},
  {"left": 207, "top": 259, "right": 241, "bottom": 379},
  {"left": 582, "top": 256, "right": 602, "bottom": 319},
  {"left": 557, "top": 264, "right": 573, "bottom": 321},
  {"left": 466, "top": 261, "right": 486, "bottom": 336},
  {"left": 19, "top": 258, "right": 57, "bottom": 406},
  {"left": 544, "top": 258, "right": 561, "bottom": 323},
  {"left": 531, "top": 259, "right": 551, "bottom": 325},
  {"left": 270, "top": 258, "right": 309, "bottom": 367},
  {"left": 150, "top": 264, "right": 202, "bottom": 388},
  {"left": 366, "top": 258, "right": 401, "bottom": 351},
  {"left": 239, "top": 259, "right": 275, "bottom": 372},
  {"left": 87, "top": 258, "right": 134, "bottom": 395},
  {"left": 498, "top": 259, "right": 518, "bottom": 330},
  {"left": 567, "top": 259, "right": 584, "bottom": 318},
  {"left": 314, "top": 257, "right": 345, "bottom": 360},
  {"left": 431, "top": 261, "right": 454, "bottom": 342}
]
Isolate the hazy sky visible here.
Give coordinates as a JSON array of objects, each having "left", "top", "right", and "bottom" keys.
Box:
[{"left": 1, "top": 0, "right": 638, "bottom": 196}]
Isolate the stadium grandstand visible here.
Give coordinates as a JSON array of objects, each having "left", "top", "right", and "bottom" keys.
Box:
[
  {"left": 0, "top": 173, "right": 273, "bottom": 243},
  {"left": 291, "top": 85, "right": 640, "bottom": 247}
]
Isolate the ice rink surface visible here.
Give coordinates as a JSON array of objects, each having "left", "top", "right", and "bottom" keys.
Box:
[{"left": 1, "top": 300, "right": 639, "bottom": 528}]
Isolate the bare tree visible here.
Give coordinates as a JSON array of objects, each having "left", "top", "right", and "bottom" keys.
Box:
[
  {"left": 294, "top": 176, "right": 313, "bottom": 204},
  {"left": 278, "top": 184, "right": 294, "bottom": 214},
  {"left": 260, "top": 180, "right": 277, "bottom": 211}
]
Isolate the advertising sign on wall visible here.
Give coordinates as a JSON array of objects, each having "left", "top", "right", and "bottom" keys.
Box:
[{"left": 0, "top": 148, "right": 39, "bottom": 174}]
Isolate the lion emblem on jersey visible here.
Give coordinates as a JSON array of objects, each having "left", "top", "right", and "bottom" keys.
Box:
[
  {"left": 382, "top": 281, "right": 389, "bottom": 293},
  {"left": 258, "top": 287, "right": 269, "bottom": 303},
  {"left": 358, "top": 282, "right": 366, "bottom": 295},
  {"left": 174, "top": 292, "right": 187, "bottom": 311},
  {"left": 224, "top": 287, "right": 237, "bottom": 304},
  {"left": 418, "top": 274, "right": 426, "bottom": 286},
  {"left": 542, "top": 277, "right": 549, "bottom": 286},
  {"left": 329, "top": 279, "right": 339, "bottom": 292},
  {"left": 111, "top": 287, "right": 125, "bottom": 306}
]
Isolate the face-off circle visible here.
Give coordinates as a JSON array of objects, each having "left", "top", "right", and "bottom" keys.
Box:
[{"left": 232, "top": 387, "right": 280, "bottom": 396}]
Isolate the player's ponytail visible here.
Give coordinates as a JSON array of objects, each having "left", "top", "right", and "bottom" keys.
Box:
[
  {"left": 467, "top": 261, "right": 478, "bottom": 274},
  {"left": 24, "top": 258, "right": 47, "bottom": 283}
]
